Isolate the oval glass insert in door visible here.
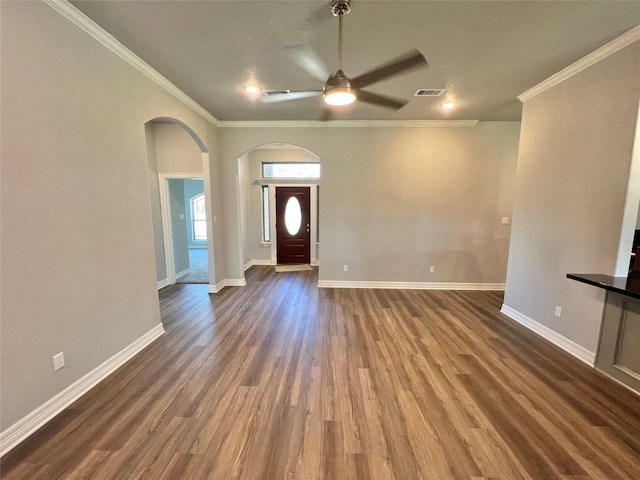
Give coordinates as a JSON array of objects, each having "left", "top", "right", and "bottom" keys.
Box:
[{"left": 284, "top": 196, "right": 302, "bottom": 235}]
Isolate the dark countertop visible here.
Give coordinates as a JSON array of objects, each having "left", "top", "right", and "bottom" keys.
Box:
[{"left": 567, "top": 273, "right": 640, "bottom": 300}]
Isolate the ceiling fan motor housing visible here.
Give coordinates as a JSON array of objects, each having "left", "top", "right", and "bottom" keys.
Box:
[{"left": 324, "top": 70, "right": 352, "bottom": 91}]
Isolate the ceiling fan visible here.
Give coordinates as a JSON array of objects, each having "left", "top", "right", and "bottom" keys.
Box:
[{"left": 260, "top": 0, "right": 428, "bottom": 113}]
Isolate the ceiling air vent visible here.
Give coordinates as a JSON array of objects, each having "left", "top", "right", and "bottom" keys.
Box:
[
  {"left": 414, "top": 88, "right": 446, "bottom": 97},
  {"left": 263, "top": 90, "right": 291, "bottom": 96}
]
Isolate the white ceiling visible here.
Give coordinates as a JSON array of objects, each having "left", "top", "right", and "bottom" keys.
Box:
[{"left": 70, "top": 1, "right": 640, "bottom": 122}]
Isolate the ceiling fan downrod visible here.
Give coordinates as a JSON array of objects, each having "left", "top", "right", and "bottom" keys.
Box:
[{"left": 331, "top": 0, "right": 351, "bottom": 71}]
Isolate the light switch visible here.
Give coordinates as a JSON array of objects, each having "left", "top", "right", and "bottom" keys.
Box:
[{"left": 180, "top": 214, "right": 185, "bottom": 220}]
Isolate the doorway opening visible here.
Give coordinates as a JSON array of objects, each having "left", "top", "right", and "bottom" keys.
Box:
[
  {"left": 163, "top": 177, "right": 209, "bottom": 284},
  {"left": 236, "top": 143, "right": 320, "bottom": 276},
  {"left": 145, "top": 118, "right": 216, "bottom": 289}
]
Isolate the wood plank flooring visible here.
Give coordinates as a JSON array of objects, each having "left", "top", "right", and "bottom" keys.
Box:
[{"left": 2, "top": 266, "right": 640, "bottom": 479}]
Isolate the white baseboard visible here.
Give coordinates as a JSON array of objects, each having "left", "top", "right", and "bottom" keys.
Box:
[
  {"left": 208, "top": 280, "right": 226, "bottom": 294},
  {"left": 243, "top": 259, "right": 275, "bottom": 272},
  {"left": 317, "top": 280, "right": 505, "bottom": 290},
  {"left": 157, "top": 278, "right": 170, "bottom": 290},
  {"left": 0, "top": 323, "right": 165, "bottom": 457},
  {"left": 208, "top": 278, "right": 247, "bottom": 293},
  {"left": 175, "top": 268, "right": 191, "bottom": 279},
  {"left": 500, "top": 304, "right": 595, "bottom": 366},
  {"left": 252, "top": 259, "right": 274, "bottom": 266}
]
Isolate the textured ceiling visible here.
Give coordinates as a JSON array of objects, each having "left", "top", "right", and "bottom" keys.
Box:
[{"left": 70, "top": 1, "right": 640, "bottom": 122}]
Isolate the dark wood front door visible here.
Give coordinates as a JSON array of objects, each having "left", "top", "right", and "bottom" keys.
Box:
[{"left": 276, "top": 187, "right": 310, "bottom": 264}]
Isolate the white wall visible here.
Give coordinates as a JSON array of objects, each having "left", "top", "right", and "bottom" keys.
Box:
[
  {"left": 0, "top": 1, "right": 222, "bottom": 433},
  {"left": 218, "top": 123, "right": 521, "bottom": 284},
  {"left": 503, "top": 40, "right": 640, "bottom": 354}
]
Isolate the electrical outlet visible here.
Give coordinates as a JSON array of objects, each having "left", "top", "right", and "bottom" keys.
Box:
[
  {"left": 429, "top": 266, "right": 435, "bottom": 273},
  {"left": 52, "top": 352, "right": 65, "bottom": 371},
  {"left": 501, "top": 217, "right": 510, "bottom": 225},
  {"left": 555, "top": 306, "right": 562, "bottom": 318},
  {"left": 343, "top": 265, "right": 349, "bottom": 272}
]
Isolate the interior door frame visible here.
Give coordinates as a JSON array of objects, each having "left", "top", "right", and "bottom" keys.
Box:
[
  {"left": 260, "top": 181, "right": 318, "bottom": 266},
  {"left": 158, "top": 172, "right": 206, "bottom": 285}
]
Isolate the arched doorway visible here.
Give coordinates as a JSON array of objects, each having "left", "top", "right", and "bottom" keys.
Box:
[
  {"left": 236, "top": 143, "right": 320, "bottom": 277},
  {"left": 144, "top": 117, "right": 217, "bottom": 289}
]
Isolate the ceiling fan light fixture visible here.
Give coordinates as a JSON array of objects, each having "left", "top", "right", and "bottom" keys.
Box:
[
  {"left": 323, "top": 69, "right": 356, "bottom": 106},
  {"left": 324, "top": 87, "right": 356, "bottom": 106}
]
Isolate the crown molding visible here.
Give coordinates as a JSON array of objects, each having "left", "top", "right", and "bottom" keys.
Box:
[
  {"left": 519, "top": 24, "right": 640, "bottom": 103},
  {"left": 218, "top": 120, "right": 479, "bottom": 128},
  {"left": 43, "top": 0, "right": 220, "bottom": 127},
  {"left": 42, "top": 1, "right": 479, "bottom": 129}
]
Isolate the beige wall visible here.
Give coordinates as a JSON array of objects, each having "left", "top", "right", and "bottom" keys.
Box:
[
  {"left": 145, "top": 123, "right": 167, "bottom": 281},
  {"left": 0, "top": 2, "right": 222, "bottom": 431},
  {"left": 219, "top": 122, "right": 521, "bottom": 284},
  {"left": 503, "top": 40, "right": 640, "bottom": 353},
  {"left": 155, "top": 123, "right": 204, "bottom": 174},
  {"left": 238, "top": 152, "right": 251, "bottom": 266}
]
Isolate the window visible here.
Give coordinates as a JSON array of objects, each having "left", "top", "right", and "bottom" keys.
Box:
[
  {"left": 263, "top": 163, "right": 320, "bottom": 179},
  {"left": 284, "top": 196, "right": 302, "bottom": 235},
  {"left": 191, "top": 194, "right": 207, "bottom": 241},
  {"left": 262, "top": 186, "right": 270, "bottom": 242}
]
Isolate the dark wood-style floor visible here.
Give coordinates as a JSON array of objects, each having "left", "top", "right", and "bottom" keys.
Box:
[{"left": 2, "top": 266, "right": 640, "bottom": 479}]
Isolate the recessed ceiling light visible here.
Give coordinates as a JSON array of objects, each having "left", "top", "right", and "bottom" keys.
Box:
[
  {"left": 245, "top": 85, "right": 261, "bottom": 94},
  {"left": 442, "top": 102, "right": 456, "bottom": 109}
]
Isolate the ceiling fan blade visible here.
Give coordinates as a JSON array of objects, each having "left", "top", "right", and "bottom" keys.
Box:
[
  {"left": 285, "top": 45, "right": 331, "bottom": 82},
  {"left": 356, "top": 90, "right": 408, "bottom": 110},
  {"left": 351, "top": 49, "right": 428, "bottom": 89},
  {"left": 260, "top": 90, "right": 323, "bottom": 104}
]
